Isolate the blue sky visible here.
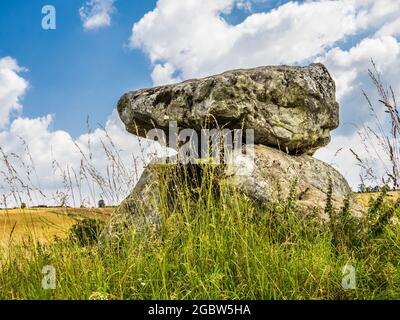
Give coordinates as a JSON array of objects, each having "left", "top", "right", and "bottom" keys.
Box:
[
  {"left": 0, "top": 0, "right": 296, "bottom": 137},
  {"left": 1, "top": 0, "right": 400, "bottom": 206},
  {"left": 0, "top": 0, "right": 154, "bottom": 136}
]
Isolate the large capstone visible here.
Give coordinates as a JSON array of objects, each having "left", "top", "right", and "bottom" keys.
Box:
[{"left": 118, "top": 63, "right": 339, "bottom": 155}]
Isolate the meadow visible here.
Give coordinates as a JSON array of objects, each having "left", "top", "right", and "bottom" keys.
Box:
[
  {"left": 0, "top": 168, "right": 399, "bottom": 300},
  {"left": 0, "top": 64, "right": 399, "bottom": 300},
  {"left": 0, "top": 207, "right": 112, "bottom": 246}
]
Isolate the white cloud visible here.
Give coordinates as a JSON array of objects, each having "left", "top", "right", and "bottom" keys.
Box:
[
  {"left": 130, "top": 0, "right": 382, "bottom": 83},
  {"left": 130, "top": 0, "right": 400, "bottom": 189},
  {"left": 0, "top": 57, "right": 160, "bottom": 207},
  {"left": 314, "top": 130, "right": 389, "bottom": 189},
  {"left": 151, "top": 63, "right": 182, "bottom": 86},
  {"left": 317, "top": 36, "right": 400, "bottom": 125},
  {"left": 79, "top": 0, "right": 116, "bottom": 30},
  {"left": 0, "top": 56, "right": 164, "bottom": 208},
  {"left": 0, "top": 57, "right": 28, "bottom": 129},
  {"left": 235, "top": 0, "right": 252, "bottom": 12},
  {"left": 375, "top": 17, "right": 400, "bottom": 37},
  {"left": 130, "top": 0, "right": 400, "bottom": 95},
  {"left": 0, "top": 111, "right": 163, "bottom": 207}
]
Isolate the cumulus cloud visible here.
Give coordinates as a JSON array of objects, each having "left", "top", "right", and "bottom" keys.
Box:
[
  {"left": 0, "top": 57, "right": 28, "bottom": 129},
  {"left": 79, "top": 0, "right": 116, "bottom": 30},
  {"left": 129, "top": 0, "right": 400, "bottom": 189},
  {"left": 0, "top": 56, "right": 161, "bottom": 207},
  {"left": 318, "top": 36, "right": 400, "bottom": 128},
  {"left": 0, "top": 111, "right": 163, "bottom": 207},
  {"left": 375, "top": 17, "right": 400, "bottom": 37},
  {"left": 235, "top": 0, "right": 252, "bottom": 12},
  {"left": 314, "top": 131, "right": 387, "bottom": 189},
  {"left": 130, "top": 0, "right": 374, "bottom": 82},
  {"left": 130, "top": 0, "right": 400, "bottom": 104},
  {"left": 321, "top": 36, "right": 400, "bottom": 94},
  {"left": 151, "top": 62, "right": 182, "bottom": 86}
]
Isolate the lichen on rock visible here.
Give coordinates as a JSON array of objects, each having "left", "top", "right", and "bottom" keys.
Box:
[{"left": 117, "top": 63, "right": 339, "bottom": 155}]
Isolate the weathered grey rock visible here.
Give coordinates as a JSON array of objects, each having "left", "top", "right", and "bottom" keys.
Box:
[
  {"left": 118, "top": 63, "right": 339, "bottom": 155},
  {"left": 101, "top": 145, "right": 354, "bottom": 241},
  {"left": 225, "top": 144, "right": 354, "bottom": 219},
  {"left": 100, "top": 159, "right": 163, "bottom": 242}
]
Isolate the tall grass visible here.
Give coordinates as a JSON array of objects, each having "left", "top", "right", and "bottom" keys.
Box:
[
  {"left": 0, "top": 120, "right": 147, "bottom": 209},
  {"left": 1, "top": 63, "right": 400, "bottom": 300},
  {"left": 0, "top": 163, "right": 399, "bottom": 300},
  {"left": 353, "top": 60, "right": 400, "bottom": 191}
]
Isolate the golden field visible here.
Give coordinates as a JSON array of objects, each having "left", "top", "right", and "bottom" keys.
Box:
[
  {"left": 0, "top": 207, "right": 112, "bottom": 246},
  {"left": 0, "top": 191, "right": 397, "bottom": 246},
  {"left": 353, "top": 190, "right": 400, "bottom": 207}
]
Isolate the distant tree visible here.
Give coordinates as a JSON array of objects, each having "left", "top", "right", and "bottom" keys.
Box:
[
  {"left": 20, "top": 202, "right": 26, "bottom": 209},
  {"left": 98, "top": 199, "right": 105, "bottom": 208}
]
